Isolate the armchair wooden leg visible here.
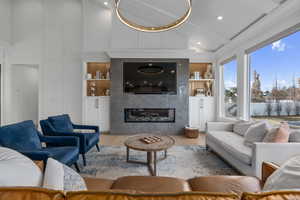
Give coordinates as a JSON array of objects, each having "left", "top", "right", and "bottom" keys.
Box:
[
  {"left": 82, "top": 154, "right": 86, "bottom": 166},
  {"left": 74, "top": 163, "right": 80, "bottom": 173},
  {"left": 96, "top": 143, "right": 100, "bottom": 152}
]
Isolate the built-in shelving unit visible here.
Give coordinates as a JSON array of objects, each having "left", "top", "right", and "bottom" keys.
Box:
[
  {"left": 189, "top": 63, "right": 214, "bottom": 97},
  {"left": 86, "top": 62, "right": 111, "bottom": 96}
]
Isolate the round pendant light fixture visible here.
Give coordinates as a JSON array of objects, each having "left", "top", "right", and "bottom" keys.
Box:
[{"left": 115, "top": 0, "right": 192, "bottom": 32}]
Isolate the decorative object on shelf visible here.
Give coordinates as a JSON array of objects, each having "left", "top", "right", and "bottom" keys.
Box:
[
  {"left": 86, "top": 73, "right": 92, "bottom": 80},
  {"left": 105, "top": 89, "right": 110, "bottom": 96},
  {"left": 195, "top": 88, "right": 205, "bottom": 96},
  {"left": 205, "top": 81, "right": 212, "bottom": 96},
  {"left": 190, "top": 73, "right": 194, "bottom": 80},
  {"left": 184, "top": 126, "right": 199, "bottom": 138},
  {"left": 140, "top": 136, "right": 162, "bottom": 144},
  {"left": 90, "top": 82, "right": 96, "bottom": 96},
  {"left": 115, "top": 0, "right": 192, "bottom": 32},
  {"left": 204, "top": 64, "right": 213, "bottom": 79},
  {"left": 193, "top": 71, "right": 201, "bottom": 80},
  {"left": 106, "top": 70, "right": 110, "bottom": 80},
  {"left": 96, "top": 71, "right": 101, "bottom": 80}
]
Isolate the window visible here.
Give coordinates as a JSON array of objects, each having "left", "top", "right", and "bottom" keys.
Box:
[
  {"left": 223, "top": 59, "right": 238, "bottom": 118},
  {"left": 249, "top": 30, "right": 300, "bottom": 124}
]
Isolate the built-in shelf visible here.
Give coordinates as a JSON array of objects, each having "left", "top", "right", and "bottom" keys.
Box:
[
  {"left": 189, "top": 63, "right": 214, "bottom": 97},
  {"left": 86, "top": 62, "right": 111, "bottom": 97}
]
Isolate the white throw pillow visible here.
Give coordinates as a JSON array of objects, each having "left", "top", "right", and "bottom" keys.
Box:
[
  {"left": 289, "top": 130, "right": 300, "bottom": 143},
  {"left": 233, "top": 120, "right": 258, "bottom": 137},
  {"left": 43, "top": 158, "right": 64, "bottom": 190},
  {"left": 43, "top": 158, "right": 87, "bottom": 191},
  {"left": 0, "top": 147, "right": 43, "bottom": 187},
  {"left": 263, "top": 127, "right": 279, "bottom": 142},
  {"left": 244, "top": 121, "right": 270, "bottom": 147},
  {"left": 263, "top": 155, "right": 300, "bottom": 191}
]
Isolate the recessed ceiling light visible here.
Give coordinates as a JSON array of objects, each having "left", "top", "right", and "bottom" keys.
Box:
[
  {"left": 197, "top": 42, "right": 201, "bottom": 45},
  {"left": 104, "top": 1, "right": 108, "bottom": 6},
  {"left": 217, "top": 16, "right": 223, "bottom": 20}
]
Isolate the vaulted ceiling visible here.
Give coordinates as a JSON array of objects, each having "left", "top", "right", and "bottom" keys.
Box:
[{"left": 107, "top": 0, "right": 288, "bottom": 52}]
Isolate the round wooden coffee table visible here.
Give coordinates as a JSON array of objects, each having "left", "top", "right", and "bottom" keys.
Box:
[{"left": 124, "top": 134, "right": 175, "bottom": 176}]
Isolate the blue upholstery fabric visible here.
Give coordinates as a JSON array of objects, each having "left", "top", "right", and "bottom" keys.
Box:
[
  {"left": 40, "top": 114, "right": 100, "bottom": 155},
  {"left": 48, "top": 114, "right": 74, "bottom": 132},
  {"left": 0, "top": 120, "right": 41, "bottom": 151},
  {"left": 0, "top": 120, "right": 80, "bottom": 166},
  {"left": 43, "top": 146, "right": 79, "bottom": 165}
]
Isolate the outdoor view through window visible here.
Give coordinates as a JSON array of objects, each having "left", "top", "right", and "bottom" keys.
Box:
[
  {"left": 224, "top": 60, "right": 237, "bottom": 118},
  {"left": 249, "top": 31, "right": 300, "bottom": 125}
]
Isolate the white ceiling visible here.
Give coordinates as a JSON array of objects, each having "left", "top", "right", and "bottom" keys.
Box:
[{"left": 106, "top": 0, "right": 288, "bottom": 52}]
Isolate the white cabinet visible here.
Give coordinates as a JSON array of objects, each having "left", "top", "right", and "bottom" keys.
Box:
[
  {"left": 84, "top": 96, "right": 110, "bottom": 132},
  {"left": 189, "top": 96, "right": 215, "bottom": 131}
]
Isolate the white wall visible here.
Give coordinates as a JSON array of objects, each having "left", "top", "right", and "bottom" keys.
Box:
[
  {"left": 0, "top": 0, "right": 11, "bottom": 46},
  {"left": 4, "top": 0, "right": 83, "bottom": 124},
  {"left": 8, "top": 65, "right": 38, "bottom": 124},
  {"left": 215, "top": 0, "right": 300, "bottom": 121},
  {"left": 3, "top": 0, "right": 215, "bottom": 125}
]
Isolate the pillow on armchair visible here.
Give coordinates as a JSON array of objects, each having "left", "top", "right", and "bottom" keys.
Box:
[
  {"left": 0, "top": 120, "right": 42, "bottom": 151},
  {"left": 48, "top": 114, "right": 74, "bottom": 132}
]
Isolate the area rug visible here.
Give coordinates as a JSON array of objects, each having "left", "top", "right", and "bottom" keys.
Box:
[{"left": 78, "top": 146, "right": 239, "bottom": 179}]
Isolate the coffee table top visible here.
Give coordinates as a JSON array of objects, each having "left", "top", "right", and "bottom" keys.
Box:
[{"left": 124, "top": 134, "right": 175, "bottom": 152}]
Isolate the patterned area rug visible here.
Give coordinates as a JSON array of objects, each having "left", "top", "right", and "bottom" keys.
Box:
[{"left": 78, "top": 146, "right": 239, "bottom": 179}]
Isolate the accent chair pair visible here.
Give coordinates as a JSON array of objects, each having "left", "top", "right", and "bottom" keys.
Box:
[{"left": 0, "top": 114, "right": 100, "bottom": 171}]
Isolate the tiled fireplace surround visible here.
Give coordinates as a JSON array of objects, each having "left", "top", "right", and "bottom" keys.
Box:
[{"left": 110, "top": 58, "right": 189, "bottom": 135}]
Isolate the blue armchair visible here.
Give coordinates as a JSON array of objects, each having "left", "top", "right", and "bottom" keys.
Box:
[
  {"left": 40, "top": 114, "right": 100, "bottom": 166},
  {"left": 0, "top": 120, "right": 80, "bottom": 171}
]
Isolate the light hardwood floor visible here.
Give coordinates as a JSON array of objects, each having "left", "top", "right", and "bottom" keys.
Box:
[{"left": 100, "top": 133, "right": 206, "bottom": 146}]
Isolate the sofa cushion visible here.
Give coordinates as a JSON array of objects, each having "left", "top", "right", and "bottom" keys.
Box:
[
  {"left": 244, "top": 121, "right": 270, "bottom": 147},
  {"left": 83, "top": 177, "right": 114, "bottom": 191},
  {"left": 43, "top": 158, "right": 64, "bottom": 191},
  {"left": 242, "top": 191, "right": 300, "bottom": 200},
  {"left": 49, "top": 115, "right": 73, "bottom": 133},
  {"left": 0, "top": 120, "right": 41, "bottom": 151},
  {"left": 111, "top": 176, "right": 191, "bottom": 193},
  {"left": 0, "top": 188, "right": 65, "bottom": 200},
  {"left": 0, "top": 147, "right": 43, "bottom": 187},
  {"left": 188, "top": 176, "right": 261, "bottom": 196},
  {"left": 43, "top": 147, "right": 79, "bottom": 165},
  {"left": 233, "top": 121, "right": 257, "bottom": 137},
  {"left": 66, "top": 191, "right": 240, "bottom": 200},
  {"left": 207, "top": 131, "right": 252, "bottom": 165}
]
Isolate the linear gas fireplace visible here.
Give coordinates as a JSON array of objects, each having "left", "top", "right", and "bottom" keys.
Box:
[{"left": 125, "top": 108, "right": 176, "bottom": 123}]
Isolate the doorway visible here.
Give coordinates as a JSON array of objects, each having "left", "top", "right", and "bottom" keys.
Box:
[{"left": 8, "top": 64, "right": 39, "bottom": 125}]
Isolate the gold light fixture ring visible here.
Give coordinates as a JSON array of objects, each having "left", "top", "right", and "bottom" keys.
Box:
[{"left": 115, "top": 0, "right": 192, "bottom": 32}]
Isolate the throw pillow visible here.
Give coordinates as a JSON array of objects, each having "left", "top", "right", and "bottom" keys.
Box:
[
  {"left": 0, "top": 147, "right": 43, "bottom": 187},
  {"left": 244, "top": 121, "right": 270, "bottom": 147},
  {"left": 43, "top": 158, "right": 87, "bottom": 191},
  {"left": 272, "top": 122, "right": 290, "bottom": 143},
  {"left": 289, "top": 130, "right": 300, "bottom": 142},
  {"left": 63, "top": 164, "right": 87, "bottom": 191},
  {"left": 43, "top": 158, "right": 64, "bottom": 190},
  {"left": 263, "top": 127, "right": 279, "bottom": 143},
  {"left": 263, "top": 155, "right": 300, "bottom": 191},
  {"left": 233, "top": 120, "right": 258, "bottom": 137}
]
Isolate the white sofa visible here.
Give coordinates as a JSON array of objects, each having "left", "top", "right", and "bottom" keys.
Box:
[{"left": 206, "top": 122, "right": 300, "bottom": 178}]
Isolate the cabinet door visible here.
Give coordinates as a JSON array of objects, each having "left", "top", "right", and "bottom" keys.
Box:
[
  {"left": 189, "top": 97, "right": 200, "bottom": 129},
  {"left": 199, "top": 97, "right": 215, "bottom": 131},
  {"left": 85, "top": 98, "right": 100, "bottom": 126},
  {"left": 98, "top": 97, "right": 110, "bottom": 132}
]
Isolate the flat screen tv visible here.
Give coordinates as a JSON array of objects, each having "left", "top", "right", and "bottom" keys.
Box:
[{"left": 123, "top": 62, "right": 177, "bottom": 95}]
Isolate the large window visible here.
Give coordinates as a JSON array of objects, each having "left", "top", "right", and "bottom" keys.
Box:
[
  {"left": 249, "top": 30, "right": 300, "bottom": 124},
  {"left": 223, "top": 59, "right": 238, "bottom": 118}
]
